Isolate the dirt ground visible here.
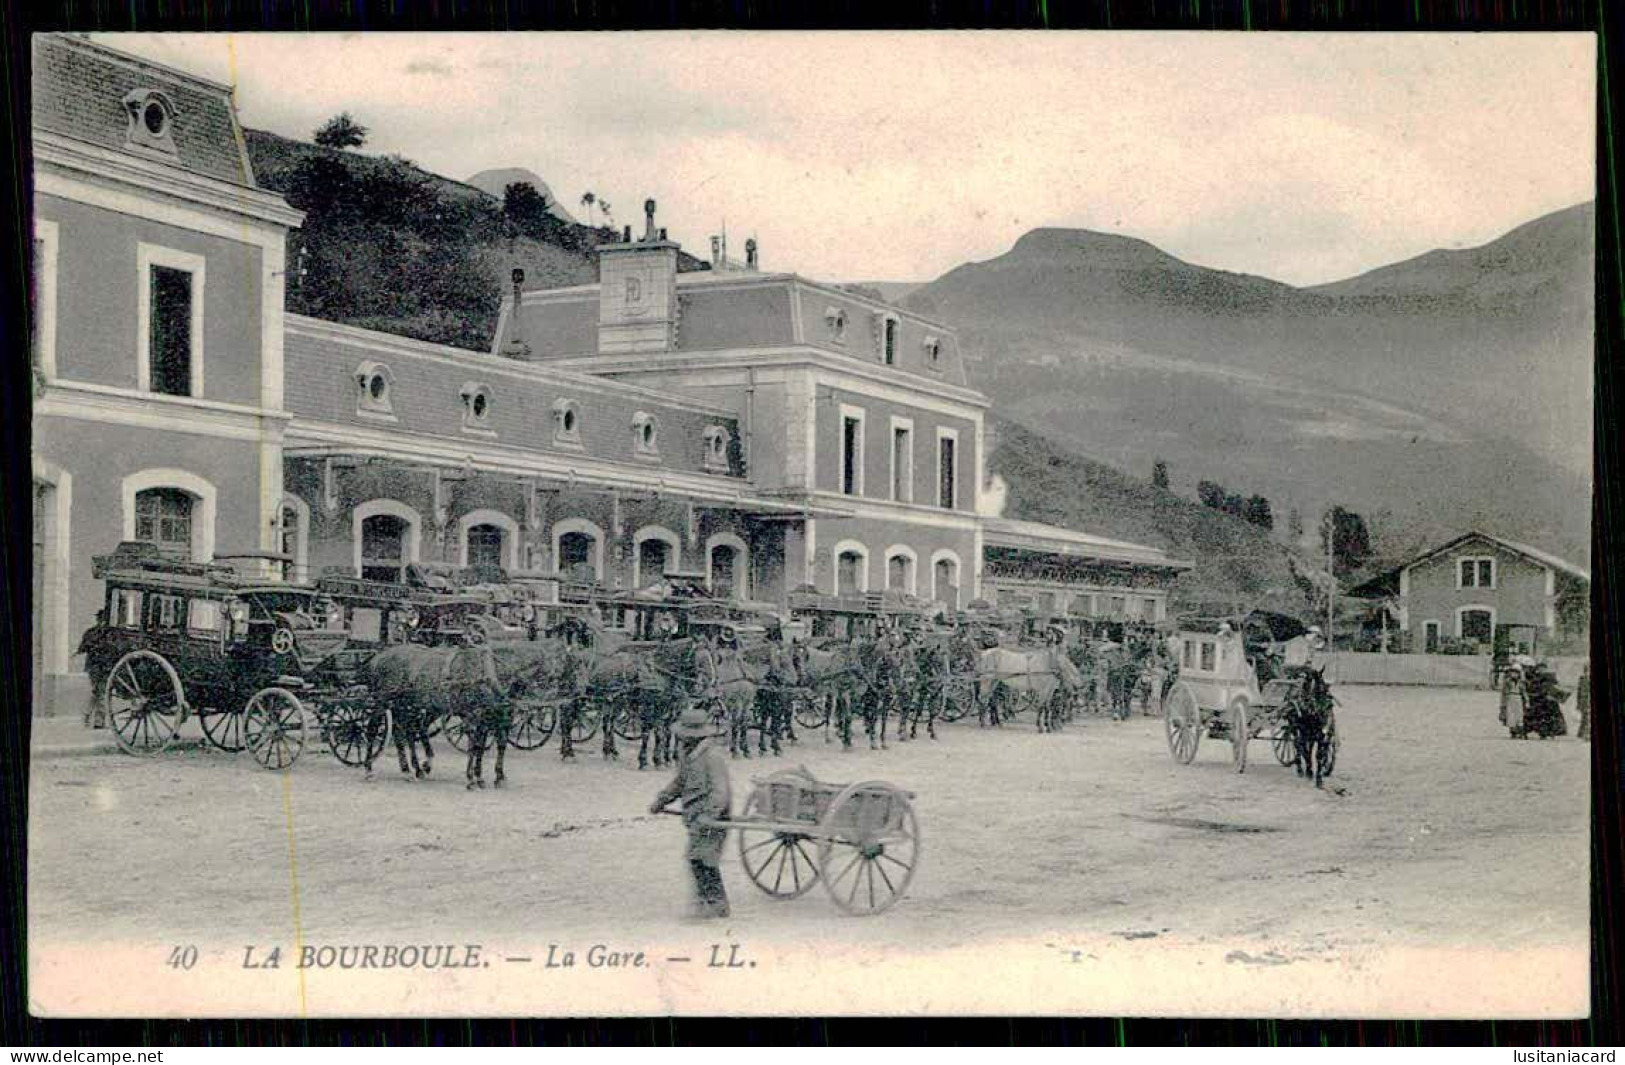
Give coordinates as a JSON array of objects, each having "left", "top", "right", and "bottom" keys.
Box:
[{"left": 28, "top": 685, "right": 1591, "bottom": 1018}]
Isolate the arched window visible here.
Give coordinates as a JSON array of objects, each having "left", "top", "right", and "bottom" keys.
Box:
[
  {"left": 122, "top": 469, "right": 217, "bottom": 562},
  {"left": 931, "top": 551, "right": 961, "bottom": 609},
  {"left": 361, "top": 515, "right": 409, "bottom": 582},
  {"left": 632, "top": 411, "right": 660, "bottom": 457},
  {"left": 633, "top": 525, "right": 681, "bottom": 588},
  {"left": 552, "top": 518, "right": 605, "bottom": 583},
  {"left": 134, "top": 488, "right": 193, "bottom": 556},
  {"left": 456, "top": 509, "right": 519, "bottom": 574},
  {"left": 884, "top": 545, "right": 917, "bottom": 597},
  {"left": 279, "top": 494, "right": 311, "bottom": 582},
  {"left": 353, "top": 499, "right": 421, "bottom": 583},
  {"left": 706, "top": 533, "right": 750, "bottom": 600},
  {"left": 467, "top": 525, "right": 505, "bottom": 572},
  {"left": 832, "top": 540, "right": 869, "bottom": 596}
]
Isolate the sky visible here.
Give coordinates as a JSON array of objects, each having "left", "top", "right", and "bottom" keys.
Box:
[{"left": 91, "top": 32, "right": 1595, "bottom": 286}]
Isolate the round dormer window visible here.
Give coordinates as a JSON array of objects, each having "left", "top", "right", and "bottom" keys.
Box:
[
  {"left": 562, "top": 407, "right": 577, "bottom": 433},
  {"left": 472, "top": 392, "right": 488, "bottom": 419},
  {"left": 368, "top": 373, "right": 387, "bottom": 401},
  {"left": 641, "top": 422, "right": 655, "bottom": 447},
  {"left": 143, "top": 100, "right": 168, "bottom": 136}
]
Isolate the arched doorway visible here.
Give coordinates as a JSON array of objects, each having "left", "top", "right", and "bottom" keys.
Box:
[
  {"left": 711, "top": 544, "right": 739, "bottom": 599},
  {"left": 558, "top": 532, "right": 597, "bottom": 581},
  {"left": 360, "top": 514, "right": 410, "bottom": 582},
  {"left": 933, "top": 556, "right": 959, "bottom": 609},
  {"left": 637, "top": 538, "right": 670, "bottom": 589},
  {"left": 886, "top": 552, "right": 915, "bottom": 596},
  {"left": 836, "top": 549, "right": 867, "bottom": 596},
  {"left": 466, "top": 524, "right": 506, "bottom": 573}
]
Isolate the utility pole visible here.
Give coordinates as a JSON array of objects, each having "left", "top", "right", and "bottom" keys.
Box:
[{"left": 1325, "top": 511, "right": 1336, "bottom": 653}]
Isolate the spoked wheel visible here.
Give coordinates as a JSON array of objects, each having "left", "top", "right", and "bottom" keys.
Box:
[
  {"left": 105, "top": 650, "right": 186, "bottom": 756},
  {"left": 509, "top": 699, "right": 558, "bottom": 751},
  {"left": 612, "top": 702, "right": 647, "bottom": 742},
  {"left": 816, "top": 781, "right": 920, "bottom": 916},
  {"left": 442, "top": 711, "right": 473, "bottom": 753},
  {"left": 794, "top": 691, "right": 831, "bottom": 730},
  {"left": 938, "top": 674, "right": 974, "bottom": 723},
  {"left": 243, "top": 687, "right": 306, "bottom": 771},
  {"left": 1272, "top": 722, "right": 1297, "bottom": 767},
  {"left": 1163, "top": 682, "right": 1200, "bottom": 765},
  {"left": 1321, "top": 711, "right": 1339, "bottom": 776},
  {"left": 1229, "top": 697, "right": 1250, "bottom": 774},
  {"left": 570, "top": 701, "right": 602, "bottom": 745},
  {"left": 323, "top": 700, "right": 388, "bottom": 767},
  {"left": 737, "top": 791, "right": 821, "bottom": 900},
  {"left": 199, "top": 707, "right": 247, "bottom": 753}
]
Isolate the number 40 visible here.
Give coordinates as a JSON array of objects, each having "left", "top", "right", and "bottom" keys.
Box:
[{"left": 167, "top": 945, "right": 198, "bottom": 970}]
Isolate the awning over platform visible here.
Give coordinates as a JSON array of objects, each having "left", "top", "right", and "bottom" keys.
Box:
[{"left": 981, "top": 516, "right": 1192, "bottom": 571}]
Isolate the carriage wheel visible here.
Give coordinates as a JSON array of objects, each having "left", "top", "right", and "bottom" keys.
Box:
[
  {"left": 105, "top": 650, "right": 185, "bottom": 756},
  {"left": 442, "top": 711, "right": 473, "bottom": 753},
  {"left": 1321, "top": 711, "right": 1339, "bottom": 776},
  {"left": 199, "top": 707, "right": 247, "bottom": 753},
  {"left": 737, "top": 791, "right": 821, "bottom": 900},
  {"left": 570, "top": 701, "right": 602, "bottom": 744},
  {"left": 938, "top": 675, "right": 974, "bottom": 723},
  {"left": 509, "top": 699, "right": 557, "bottom": 751},
  {"left": 1271, "top": 723, "right": 1297, "bottom": 767},
  {"left": 243, "top": 688, "right": 306, "bottom": 771},
  {"left": 816, "top": 781, "right": 920, "bottom": 916},
  {"left": 612, "top": 702, "right": 647, "bottom": 742},
  {"left": 323, "top": 700, "right": 388, "bottom": 767},
  {"left": 794, "top": 691, "right": 831, "bottom": 730},
  {"left": 1163, "top": 682, "right": 1200, "bottom": 765},
  {"left": 1229, "top": 698, "right": 1250, "bottom": 774}
]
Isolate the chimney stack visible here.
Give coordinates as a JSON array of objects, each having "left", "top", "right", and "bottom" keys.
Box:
[
  {"left": 596, "top": 194, "right": 680, "bottom": 354},
  {"left": 710, "top": 236, "right": 721, "bottom": 266},
  {"left": 502, "top": 267, "right": 532, "bottom": 359},
  {"left": 745, "top": 238, "right": 758, "bottom": 270},
  {"left": 643, "top": 198, "right": 658, "bottom": 242},
  {"left": 623, "top": 225, "right": 633, "bottom": 243}
]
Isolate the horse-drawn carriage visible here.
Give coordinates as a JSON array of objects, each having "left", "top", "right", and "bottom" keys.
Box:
[
  {"left": 81, "top": 542, "right": 376, "bottom": 770},
  {"left": 1161, "top": 613, "right": 1339, "bottom": 777},
  {"left": 728, "top": 766, "right": 920, "bottom": 915},
  {"left": 1498, "top": 657, "right": 1570, "bottom": 739}
]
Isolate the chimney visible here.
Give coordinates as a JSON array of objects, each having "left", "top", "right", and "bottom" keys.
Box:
[
  {"left": 502, "top": 267, "right": 532, "bottom": 359},
  {"left": 745, "top": 238, "right": 758, "bottom": 271},
  {"left": 597, "top": 195, "right": 680, "bottom": 354},
  {"left": 710, "top": 236, "right": 721, "bottom": 266}
]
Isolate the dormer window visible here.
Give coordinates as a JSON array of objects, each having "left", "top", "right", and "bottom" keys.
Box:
[
  {"left": 632, "top": 411, "right": 660, "bottom": 458},
  {"left": 122, "top": 89, "right": 179, "bottom": 157},
  {"left": 461, "top": 381, "right": 494, "bottom": 432},
  {"left": 923, "top": 336, "right": 942, "bottom": 367},
  {"left": 552, "top": 398, "right": 583, "bottom": 448},
  {"left": 354, "top": 361, "right": 396, "bottom": 417},
  {"left": 703, "top": 425, "right": 731, "bottom": 472},
  {"left": 824, "top": 306, "right": 847, "bottom": 344}
]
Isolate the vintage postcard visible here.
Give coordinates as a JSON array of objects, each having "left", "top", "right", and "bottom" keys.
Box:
[{"left": 27, "top": 31, "right": 1594, "bottom": 1017}]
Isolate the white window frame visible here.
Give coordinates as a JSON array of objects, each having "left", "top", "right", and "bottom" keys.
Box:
[
  {"left": 137, "top": 242, "right": 206, "bottom": 399},
  {"left": 889, "top": 416, "right": 914, "bottom": 503},
  {"left": 354, "top": 360, "right": 396, "bottom": 419},
  {"left": 122, "top": 468, "right": 217, "bottom": 563},
  {"left": 552, "top": 398, "right": 583, "bottom": 449},
  {"left": 881, "top": 313, "right": 901, "bottom": 366},
  {"left": 632, "top": 524, "right": 682, "bottom": 588},
  {"left": 632, "top": 411, "right": 660, "bottom": 459},
  {"left": 831, "top": 539, "right": 870, "bottom": 595},
  {"left": 460, "top": 381, "right": 495, "bottom": 434},
  {"left": 33, "top": 218, "right": 59, "bottom": 380},
  {"left": 839, "top": 403, "right": 866, "bottom": 497},
  {"left": 552, "top": 517, "right": 605, "bottom": 582},
  {"left": 883, "top": 544, "right": 918, "bottom": 597},
  {"left": 936, "top": 427, "right": 960, "bottom": 510},
  {"left": 278, "top": 493, "right": 311, "bottom": 582},
  {"left": 1455, "top": 555, "right": 1496, "bottom": 590},
  {"left": 352, "top": 499, "right": 423, "bottom": 579},
  {"left": 703, "top": 425, "right": 731, "bottom": 472},
  {"left": 457, "top": 508, "right": 520, "bottom": 571},
  {"left": 1456, "top": 604, "right": 1497, "bottom": 642}
]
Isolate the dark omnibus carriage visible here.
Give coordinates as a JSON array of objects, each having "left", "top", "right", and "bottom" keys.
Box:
[{"left": 79, "top": 542, "right": 354, "bottom": 769}]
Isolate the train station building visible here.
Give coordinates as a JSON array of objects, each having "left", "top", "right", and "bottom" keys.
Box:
[{"left": 29, "top": 33, "right": 1191, "bottom": 714}]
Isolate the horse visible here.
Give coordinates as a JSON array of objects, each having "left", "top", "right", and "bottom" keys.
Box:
[
  {"left": 898, "top": 636, "right": 950, "bottom": 741},
  {"left": 740, "top": 641, "right": 799, "bottom": 756},
  {"left": 1282, "top": 664, "right": 1336, "bottom": 787},
  {"left": 797, "top": 640, "right": 870, "bottom": 748},
  {"left": 359, "top": 643, "right": 501, "bottom": 787},
  {"left": 570, "top": 637, "right": 676, "bottom": 768},
  {"left": 976, "top": 645, "right": 1080, "bottom": 732}
]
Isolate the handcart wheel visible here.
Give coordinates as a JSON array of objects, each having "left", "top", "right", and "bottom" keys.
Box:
[
  {"left": 105, "top": 650, "right": 185, "bottom": 756},
  {"left": 737, "top": 790, "right": 821, "bottom": 900},
  {"left": 244, "top": 687, "right": 306, "bottom": 771},
  {"left": 1163, "top": 682, "right": 1200, "bottom": 765},
  {"left": 816, "top": 781, "right": 920, "bottom": 916}
]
